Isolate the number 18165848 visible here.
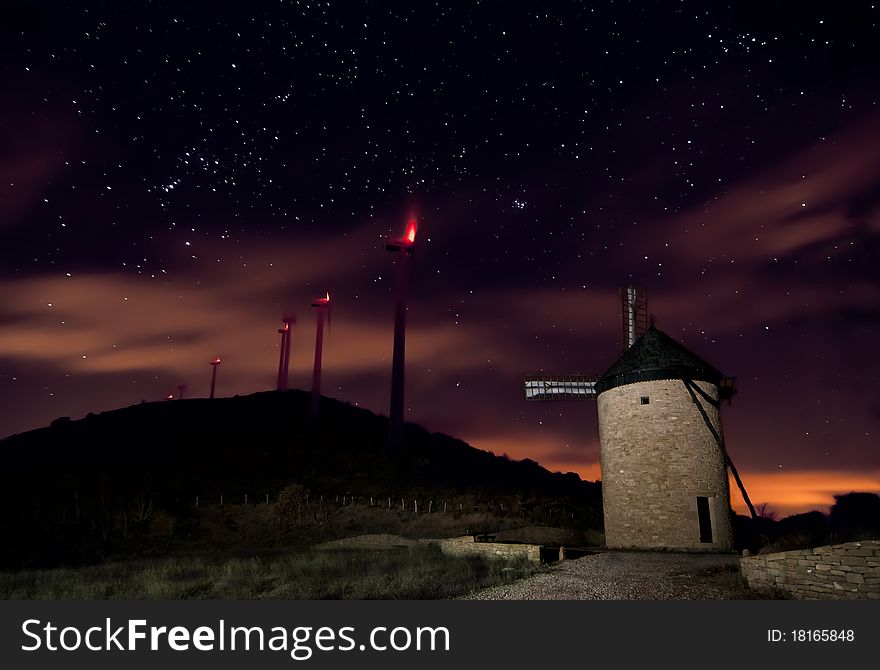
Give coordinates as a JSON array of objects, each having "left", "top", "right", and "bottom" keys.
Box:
[{"left": 768, "top": 629, "right": 854, "bottom": 643}]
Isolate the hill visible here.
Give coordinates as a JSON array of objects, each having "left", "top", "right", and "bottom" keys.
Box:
[{"left": 0, "top": 391, "right": 602, "bottom": 567}]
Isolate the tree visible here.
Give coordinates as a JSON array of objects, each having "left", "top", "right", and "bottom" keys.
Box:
[
  {"left": 273, "top": 484, "right": 311, "bottom": 531},
  {"left": 830, "top": 492, "right": 880, "bottom": 540},
  {"left": 755, "top": 502, "right": 777, "bottom": 521}
]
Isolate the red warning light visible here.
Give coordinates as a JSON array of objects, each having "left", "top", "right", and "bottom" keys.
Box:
[{"left": 385, "top": 218, "right": 418, "bottom": 252}]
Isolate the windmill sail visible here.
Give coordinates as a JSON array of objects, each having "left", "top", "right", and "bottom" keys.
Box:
[
  {"left": 523, "top": 373, "right": 598, "bottom": 400},
  {"left": 621, "top": 285, "right": 647, "bottom": 350}
]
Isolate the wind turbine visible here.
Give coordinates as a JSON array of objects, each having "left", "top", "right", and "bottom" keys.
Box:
[
  {"left": 209, "top": 357, "right": 222, "bottom": 399},
  {"left": 276, "top": 315, "right": 295, "bottom": 391},
  {"left": 310, "top": 293, "right": 330, "bottom": 421},
  {"left": 385, "top": 216, "right": 417, "bottom": 454}
]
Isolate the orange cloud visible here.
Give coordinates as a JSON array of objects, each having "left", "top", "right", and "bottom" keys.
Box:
[{"left": 0, "top": 266, "right": 530, "bottom": 403}]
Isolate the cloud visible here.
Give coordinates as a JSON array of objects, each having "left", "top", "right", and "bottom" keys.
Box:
[
  {"left": 666, "top": 116, "right": 880, "bottom": 263},
  {"left": 0, "top": 273, "right": 506, "bottom": 378}
]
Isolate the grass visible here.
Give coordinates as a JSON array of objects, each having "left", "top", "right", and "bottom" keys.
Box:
[{"left": 0, "top": 544, "right": 541, "bottom": 600}]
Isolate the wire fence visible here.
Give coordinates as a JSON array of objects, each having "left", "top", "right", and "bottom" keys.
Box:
[{"left": 191, "top": 492, "right": 580, "bottom": 520}]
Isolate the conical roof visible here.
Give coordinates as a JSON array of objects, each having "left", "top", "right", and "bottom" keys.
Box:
[{"left": 595, "top": 326, "right": 723, "bottom": 394}]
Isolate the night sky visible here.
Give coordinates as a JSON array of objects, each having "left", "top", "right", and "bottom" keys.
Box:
[{"left": 1, "top": 2, "right": 878, "bottom": 517}]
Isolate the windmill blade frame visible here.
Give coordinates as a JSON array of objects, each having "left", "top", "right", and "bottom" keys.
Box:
[{"left": 523, "top": 373, "right": 598, "bottom": 400}]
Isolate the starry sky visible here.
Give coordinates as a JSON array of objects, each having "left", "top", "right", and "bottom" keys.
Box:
[{"left": 1, "top": 1, "right": 878, "bottom": 517}]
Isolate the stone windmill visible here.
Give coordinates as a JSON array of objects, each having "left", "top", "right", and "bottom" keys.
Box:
[{"left": 523, "top": 287, "right": 756, "bottom": 551}]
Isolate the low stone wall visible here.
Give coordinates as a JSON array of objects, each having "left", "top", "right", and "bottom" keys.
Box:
[
  {"left": 434, "top": 536, "right": 544, "bottom": 563},
  {"left": 740, "top": 540, "right": 880, "bottom": 600}
]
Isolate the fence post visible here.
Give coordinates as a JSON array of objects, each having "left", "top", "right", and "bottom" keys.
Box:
[
  {"left": 266, "top": 493, "right": 269, "bottom": 505},
  {"left": 400, "top": 498, "right": 405, "bottom": 511},
  {"left": 195, "top": 496, "right": 199, "bottom": 507},
  {"left": 245, "top": 493, "right": 248, "bottom": 505},
  {"left": 443, "top": 501, "right": 447, "bottom": 513},
  {"left": 388, "top": 497, "right": 392, "bottom": 509},
  {"left": 414, "top": 500, "right": 418, "bottom": 515},
  {"left": 220, "top": 495, "right": 224, "bottom": 506},
  {"left": 428, "top": 500, "right": 433, "bottom": 514}
]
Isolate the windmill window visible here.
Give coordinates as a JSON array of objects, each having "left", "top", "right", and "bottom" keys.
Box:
[{"left": 640, "top": 396, "right": 650, "bottom": 405}]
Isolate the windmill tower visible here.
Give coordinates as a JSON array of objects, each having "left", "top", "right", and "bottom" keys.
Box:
[{"left": 523, "top": 287, "right": 755, "bottom": 552}]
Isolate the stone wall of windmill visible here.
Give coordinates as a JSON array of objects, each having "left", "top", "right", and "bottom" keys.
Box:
[{"left": 597, "top": 378, "right": 733, "bottom": 551}]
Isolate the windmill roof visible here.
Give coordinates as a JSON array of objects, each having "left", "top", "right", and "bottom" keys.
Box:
[{"left": 595, "top": 326, "right": 723, "bottom": 394}]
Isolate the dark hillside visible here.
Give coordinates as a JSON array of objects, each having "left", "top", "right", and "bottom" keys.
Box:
[{"left": 0, "top": 391, "right": 601, "bottom": 567}]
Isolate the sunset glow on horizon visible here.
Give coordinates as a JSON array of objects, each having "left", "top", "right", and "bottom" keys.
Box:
[{"left": 470, "top": 438, "right": 880, "bottom": 518}]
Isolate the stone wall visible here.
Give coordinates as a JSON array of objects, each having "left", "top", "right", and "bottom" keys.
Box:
[
  {"left": 597, "top": 378, "right": 733, "bottom": 551},
  {"left": 434, "top": 536, "right": 544, "bottom": 562},
  {"left": 740, "top": 540, "right": 880, "bottom": 599}
]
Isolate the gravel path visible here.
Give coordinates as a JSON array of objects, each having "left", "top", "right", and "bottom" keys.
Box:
[{"left": 466, "top": 551, "right": 749, "bottom": 600}]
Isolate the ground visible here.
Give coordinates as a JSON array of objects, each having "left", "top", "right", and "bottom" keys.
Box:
[{"left": 465, "top": 551, "right": 756, "bottom": 600}]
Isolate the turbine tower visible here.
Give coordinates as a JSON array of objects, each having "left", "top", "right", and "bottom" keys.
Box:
[
  {"left": 209, "top": 357, "right": 222, "bottom": 399},
  {"left": 310, "top": 293, "right": 330, "bottom": 421},
  {"left": 277, "top": 315, "right": 295, "bottom": 391},
  {"left": 385, "top": 216, "right": 417, "bottom": 453}
]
